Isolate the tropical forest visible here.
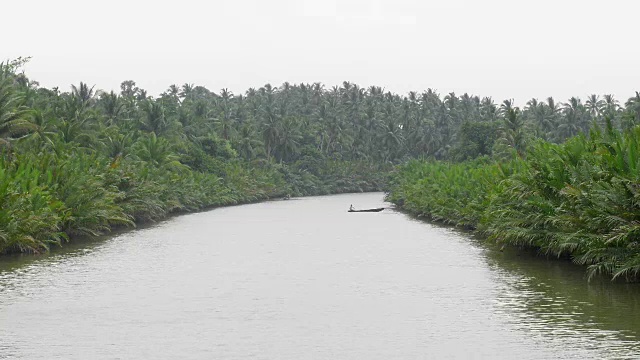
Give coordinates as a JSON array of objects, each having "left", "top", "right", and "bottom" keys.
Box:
[{"left": 2, "top": 57, "right": 640, "bottom": 281}]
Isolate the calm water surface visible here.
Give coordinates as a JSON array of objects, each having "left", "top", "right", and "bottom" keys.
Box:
[{"left": 1, "top": 193, "right": 640, "bottom": 359}]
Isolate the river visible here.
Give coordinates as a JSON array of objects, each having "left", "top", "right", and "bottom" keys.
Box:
[{"left": 1, "top": 192, "right": 639, "bottom": 359}]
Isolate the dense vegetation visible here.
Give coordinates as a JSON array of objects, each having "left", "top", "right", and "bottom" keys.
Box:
[
  {"left": 3, "top": 56, "right": 640, "bottom": 281},
  {"left": 0, "top": 58, "right": 392, "bottom": 254},
  {"left": 387, "top": 116, "right": 640, "bottom": 281}
]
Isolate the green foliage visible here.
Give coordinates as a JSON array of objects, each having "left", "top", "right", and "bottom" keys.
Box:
[
  {"left": 449, "top": 121, "right": 497, "bottom": 161},
  {"left": 0, "top": 62, "right": 35, "bottom": 148},
  {"left": 3, "top": 55, "right": 640, "bottom": 285},
  {"left": 387, "top": 125, "right": 640, "bottom": 281},
  {"left": 387, "top": 158, "right": 511, "bottom": 229},
  {"left": 0, "top": 61, "right": 391, "bottom": 255},
  {"left": 0, "top": 155, "right": 66, "bottom": 253}
]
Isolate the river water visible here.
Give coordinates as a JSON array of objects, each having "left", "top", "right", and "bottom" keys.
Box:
[{"left": 1, "top": 193, "right": 639, "bottom": 359}]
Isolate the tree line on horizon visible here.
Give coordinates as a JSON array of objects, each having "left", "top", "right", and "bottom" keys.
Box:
[
  {"left": 7, "top": 57, "right": 639, "bottom": 165},
  {"left": 91, "top": 77, "right": 639, "bottom": 163}
]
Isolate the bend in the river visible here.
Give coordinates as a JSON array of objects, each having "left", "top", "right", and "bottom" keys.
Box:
[{"left": 1, "top": 193, "right": 639, "bottom": 359}]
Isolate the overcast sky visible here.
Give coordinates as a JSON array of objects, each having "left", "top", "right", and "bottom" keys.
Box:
[{"left": 3, "top": 0, "right": 639, "bottom": 105}]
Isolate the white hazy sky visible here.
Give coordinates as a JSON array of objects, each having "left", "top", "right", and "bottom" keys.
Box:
[{"left": 3, "top": 0, "right": 639, "bottom": 105}]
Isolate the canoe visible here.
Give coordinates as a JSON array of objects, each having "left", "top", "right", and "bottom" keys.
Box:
[{"left": 348, "top": 208, "right": 384, "bottom": 213}]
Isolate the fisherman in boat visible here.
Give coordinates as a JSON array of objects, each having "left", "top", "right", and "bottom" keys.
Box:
[{"left": 349, "top": 204, "right": 355, "bottom": 211}]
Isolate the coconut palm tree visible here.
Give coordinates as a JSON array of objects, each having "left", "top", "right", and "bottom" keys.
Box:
[
  {"left": 497, "top": 105, "right": 527, "bottom": 157},
  {"left": 99, "top": 91, "right": 126, "bottom": 126},
  {"left": 179, "top": 83, "right": 195, "bottom": 101},
  {"left": 0, "top": 63, "right": 35, "bottom": 148},
  {"left": 602, "top": 94, "right": 620, "bottom": 119},
  {"left": 585, "top": 94, "right": 603, "bottom": 120},
  {"left": 624, "top": 92, "right": 640, "bottom": 127},
  {"left": 261, "top": 103, "right": 281, "bottom": 160},
  {"left": 234, "top": 123, "right": 262, "bottom": 160},
  {"left": 275, "top": 117, "right": 302, "bottom": 162},
  {"left": 213, "top": 109, "right": 236, "bottom": 141},
  {"left": 559, "top": 97, "right": 588, "bottom": 139},
  {"left": 71, "top": 82, "right": 97, "bottom": 110},
  {"left": 139, "top": 100, "right": 175, "bottom": 136},
  {"left": 135, "top": 132, "right": 183, "bottom": 169}
]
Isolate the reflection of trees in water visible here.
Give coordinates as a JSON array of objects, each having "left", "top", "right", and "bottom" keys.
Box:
[
  {"left": 485, "top": 245, "right": 640, "bottom": 358},
  {"left": 0, "top": 235, "right": 108, "bottom": 298}
]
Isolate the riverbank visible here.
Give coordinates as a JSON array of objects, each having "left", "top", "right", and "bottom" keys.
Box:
[
  {"left": 0, "top": 152, "right": 388, "bottom": 256},
  {"left": 385, "top": 127, "right": 640, "bottom": 282}
]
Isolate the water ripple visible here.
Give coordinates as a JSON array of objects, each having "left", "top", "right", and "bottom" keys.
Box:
[{"left": 1, "top": 193, "right": 640, "bottom": 359}]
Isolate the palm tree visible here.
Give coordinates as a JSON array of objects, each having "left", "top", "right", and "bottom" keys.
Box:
[
  {"left": 560, "top": 97, "right": 588, "bottom": 139},
  {"left": 479, "top": 97, "right": 497, "bottom": 122},
  {"left": 444, "top": 92, "right": 457, "bottom": 110},
  {"left": 102, "top": 131, "right": 137, "bottom": 166},
  {"left": 99, "top": 91, "right": 125, "bottom": 126},
  {"left": 71, "top": 82, "right": 97, "bottom": 110},
  {"left": 213, "top": 111, "right": 236, "bottom": 140},
  {"left": 497, "top": 105, "right": 527, "bottom": 157},
  {"left": 0, "top": 63, "right": 35, "bottom": 148},
  {"left": 220, "top": 88, "right": 233, "bottom": 102},
  {"left": 56, "top": 114, "right": 98, "bottom": 147},
  {"left": 25, "top": 110, "right": 57, "bottom": 148},
  {"left": 378, "top": 118, "right": 404, "bottom": 161},
  {"left": 410, "top": 119, "right": 439, "bottom": 157},
  {"left": 261, "top": 103, "right": 281, "bottom": 160},
  {"left": 234, "top": 123, "right": 262, "bottom": 160},
  {"left": 602, "top": 94, "right": 620, "bottom": 119},
  {"left": 139, "top": 100, "right": 173, "bottom": 136},
  {"left": 166, "top": 84, "right": 180, "bottom": 103},
  {"left": 585, "top": 94, "right": 603, "bottom": 120},
  {"left": 179, "top": 83, "right": 195, "bottom": 101},
  {"left": 499, "top": 99, "right": 515, "bottom": 115},
  {"left": 135, "top": 132, "right": 183, "bottom": 169},
  {"left": 624, "top": 92, "right": 640, "bottom": 127},
  {"left": 275, "top": 117, "right": 302, "bottom": 162}
]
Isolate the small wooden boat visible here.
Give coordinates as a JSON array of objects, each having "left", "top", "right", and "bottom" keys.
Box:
[{"left": 348, "top": 207, "right": 384, "bottom": 213}]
